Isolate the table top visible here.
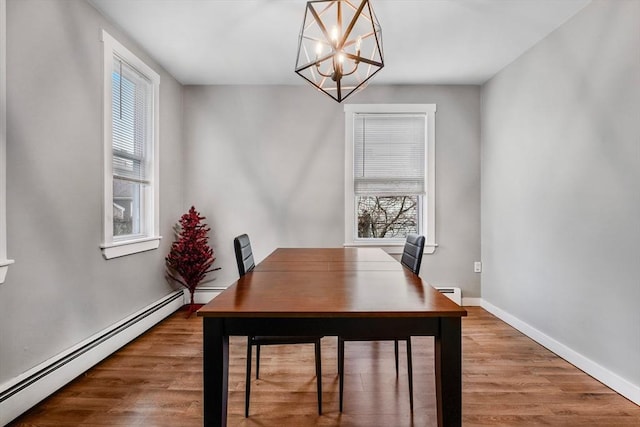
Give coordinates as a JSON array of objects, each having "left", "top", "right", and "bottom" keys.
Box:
[
  {"left": 198, "top": 248, "right": 467, "bottom": 319},
  {"left": 253, "top": 248, "right": 403, "bottom": 272},
  {"left": 260, "top": 247, "right": 399, "bottom": 263}
]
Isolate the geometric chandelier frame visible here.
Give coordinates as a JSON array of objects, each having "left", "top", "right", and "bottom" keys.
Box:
[{"left": 295, "top": 0, "right": 384, "bottom": 103}]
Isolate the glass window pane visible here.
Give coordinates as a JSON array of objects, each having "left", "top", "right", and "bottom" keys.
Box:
[
  {"left": 357, "top": 195, "right": 418, "bottom": 238},
  {"left": 113, "top": 178, "right": 144, "bottom": 237}
]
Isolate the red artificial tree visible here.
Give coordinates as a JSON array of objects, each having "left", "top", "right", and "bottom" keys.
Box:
[{"left": 166, "top": 206, "right": 219, "bottom": 316}]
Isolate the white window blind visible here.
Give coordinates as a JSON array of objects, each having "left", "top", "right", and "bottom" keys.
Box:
[
  {"left": 112, "top": 57, "right": 152, "bottom": 185},
  {"left": 354, "top": 113, "right": 426, "bottom": 195}
]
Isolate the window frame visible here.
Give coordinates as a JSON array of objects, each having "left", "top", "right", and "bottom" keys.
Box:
[
  {"left": 0, "top": 0, "right": 13, "bottom": 282},
  {"left": 344, "top": 104, "right": 437, "bottom": 254},
  {"left": 100, "top": 30, "right": 161, "bottom": 259}
]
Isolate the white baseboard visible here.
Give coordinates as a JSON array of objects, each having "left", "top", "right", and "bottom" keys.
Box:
[
  {"left": 481, "top": 299, "right": 640, "bottom": 406},
  {"left": 0, "top": 290, "right": 184, "bottom": 426},
  {"left": 182, "top": 286, "right": 223, "bottom": 305},
  {"left": 462, "top": 297, "right": 482, "bottom": 306}
]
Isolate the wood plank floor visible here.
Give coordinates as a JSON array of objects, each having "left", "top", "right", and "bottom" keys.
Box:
[{"left": 9, "top": 307, "right": 640, "bottom": 426}]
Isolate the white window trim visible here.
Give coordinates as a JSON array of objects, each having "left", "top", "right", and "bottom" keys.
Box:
[
  {"left": 344, "top": 104, "right": 437, "bottom": 255},
  {"left": 0, "top": 0, "right": 14, "bottom": 282},
  {"left": 100, "top": 30, "right": 161, "bottom": 259}
]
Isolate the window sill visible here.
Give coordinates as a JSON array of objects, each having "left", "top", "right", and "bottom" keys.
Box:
[
  {"left": 0, "top": 259, "right": 14, "bottom": 283},
  {"left": 101, "top": 236, "right": 162, "bottom": 259},
  {"left": 343, "top": 242, "right": 437, "bottom": 255}
]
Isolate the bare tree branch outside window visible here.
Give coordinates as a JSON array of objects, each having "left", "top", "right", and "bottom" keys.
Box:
[{"left": 357, "top": 195, "right": 418, "bottom": 238}]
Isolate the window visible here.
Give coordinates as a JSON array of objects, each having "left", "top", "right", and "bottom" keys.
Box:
[
  {"left": 0, "top": 0, "right": 13, "bottom": 282},
  {"left": 344, "top": 104, "right": 437, "bottom": 254},
  {"left": 100, "top": 30, "right": 160, "bottom": 259}
]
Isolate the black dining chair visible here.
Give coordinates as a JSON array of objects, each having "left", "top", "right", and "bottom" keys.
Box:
[
  {"left": 233, "top": 234, "right": 323, "bottom": 417},
  {"left": 338, "top": 233, "right": 426, "bottom": 412}
]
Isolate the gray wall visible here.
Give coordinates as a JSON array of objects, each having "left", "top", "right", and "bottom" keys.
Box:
[
  {"left": 0, "top": 0, "right": 184, "bottom": 384},
  {"left": 481, "top": 0, "right": 640, "bottom": 386},
  {"left": 183, "top": 85, "right": 481, "bottom": 296}
]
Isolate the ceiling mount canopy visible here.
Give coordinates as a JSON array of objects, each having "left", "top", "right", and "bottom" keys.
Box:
[{"left": 295, "top": 0, "right": 384, "bottom": 103}]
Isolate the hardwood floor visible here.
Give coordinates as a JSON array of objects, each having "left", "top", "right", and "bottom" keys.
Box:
[{"left": 9, "top": 307, "right": 640, "bottom": 426}]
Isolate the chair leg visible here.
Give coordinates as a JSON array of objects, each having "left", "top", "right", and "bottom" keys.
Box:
[
  {"left": 394, "top": 339, "right": 399, "bottom": 375},
  {"left": 338, "top": 337, "right": 345, "bottom": 412},
  {"left": 315, "top": 339, "right": 322, "bottom": 415},
  {"left": 245, "top": 337, "right": 252, "bottom": 418},
  {"left": 256, "top": 344, "right": 261, "bottom": 380},
  {"left": 337, "top": 338, "right": 342, "bottom": 376},
  {"left": 406, "top": 338, "right": 413, "bottom": 411}
]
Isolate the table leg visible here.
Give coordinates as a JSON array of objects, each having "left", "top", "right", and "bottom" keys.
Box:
[
  {"left": 435, "top": 317, "right": 462, "bottom": 427},
  {"left": 203, "top": 318, "right": 229, "bottom": 427}
]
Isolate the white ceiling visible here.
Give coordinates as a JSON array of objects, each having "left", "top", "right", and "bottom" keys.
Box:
[{"left": 88, "top": 0, "right": 591, "bottom": 86}]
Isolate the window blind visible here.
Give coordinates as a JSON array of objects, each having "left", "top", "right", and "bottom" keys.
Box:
[
  {"left": 353, "top": 113, "right": 426, "bottom": 195},
  {"left": 112, "top": 56, "right": 152, "bottom": 184}
]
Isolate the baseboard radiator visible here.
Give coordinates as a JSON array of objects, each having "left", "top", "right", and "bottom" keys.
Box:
[
  {"left": 0, "top": 290, "right": 184, "bottom": 426},
  {"left": 434, "top": 286, "right": 462, "bottom": 305},
  {"left": 184, "top": 286, "right": 224, "bottom": 304}
]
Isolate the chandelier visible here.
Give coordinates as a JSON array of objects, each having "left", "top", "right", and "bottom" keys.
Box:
[{"left": 295, "top": 0, "right": 384, "bottom": 103}]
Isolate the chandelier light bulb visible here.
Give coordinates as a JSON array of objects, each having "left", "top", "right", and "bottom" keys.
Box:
[{"left": 331, "top": 26, "right": 339, "bottom": 44}]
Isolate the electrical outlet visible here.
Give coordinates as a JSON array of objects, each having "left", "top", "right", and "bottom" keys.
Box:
[{"left": 474, "top": 261, "right": 482, "bottom": 273}]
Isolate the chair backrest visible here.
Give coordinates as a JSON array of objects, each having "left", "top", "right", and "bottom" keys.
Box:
[
  {"left": 234, "top": 234, "right": 255, "bottom": 277},
  {"left": 400, "top": 234, "right": 426, "bottom": 275}
]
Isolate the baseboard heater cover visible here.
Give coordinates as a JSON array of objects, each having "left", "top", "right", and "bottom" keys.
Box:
[
  {"left": 185, "top": 286, "right": 224, "bottom": 304},
  {"left": 434, "top": 286, "right": 462, "bottom": 305},
  {"left": 0, "top": 290, "right": 183, "bottom": 425}
]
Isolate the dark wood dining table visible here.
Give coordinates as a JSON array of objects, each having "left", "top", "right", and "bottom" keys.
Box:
[{"left": 198, "top": 247, "right": 467, "bottom": 426}]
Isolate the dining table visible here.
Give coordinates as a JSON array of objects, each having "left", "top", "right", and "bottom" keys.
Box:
[{"left": 198, "top": 247, "right": 467, "bottom": 426}]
